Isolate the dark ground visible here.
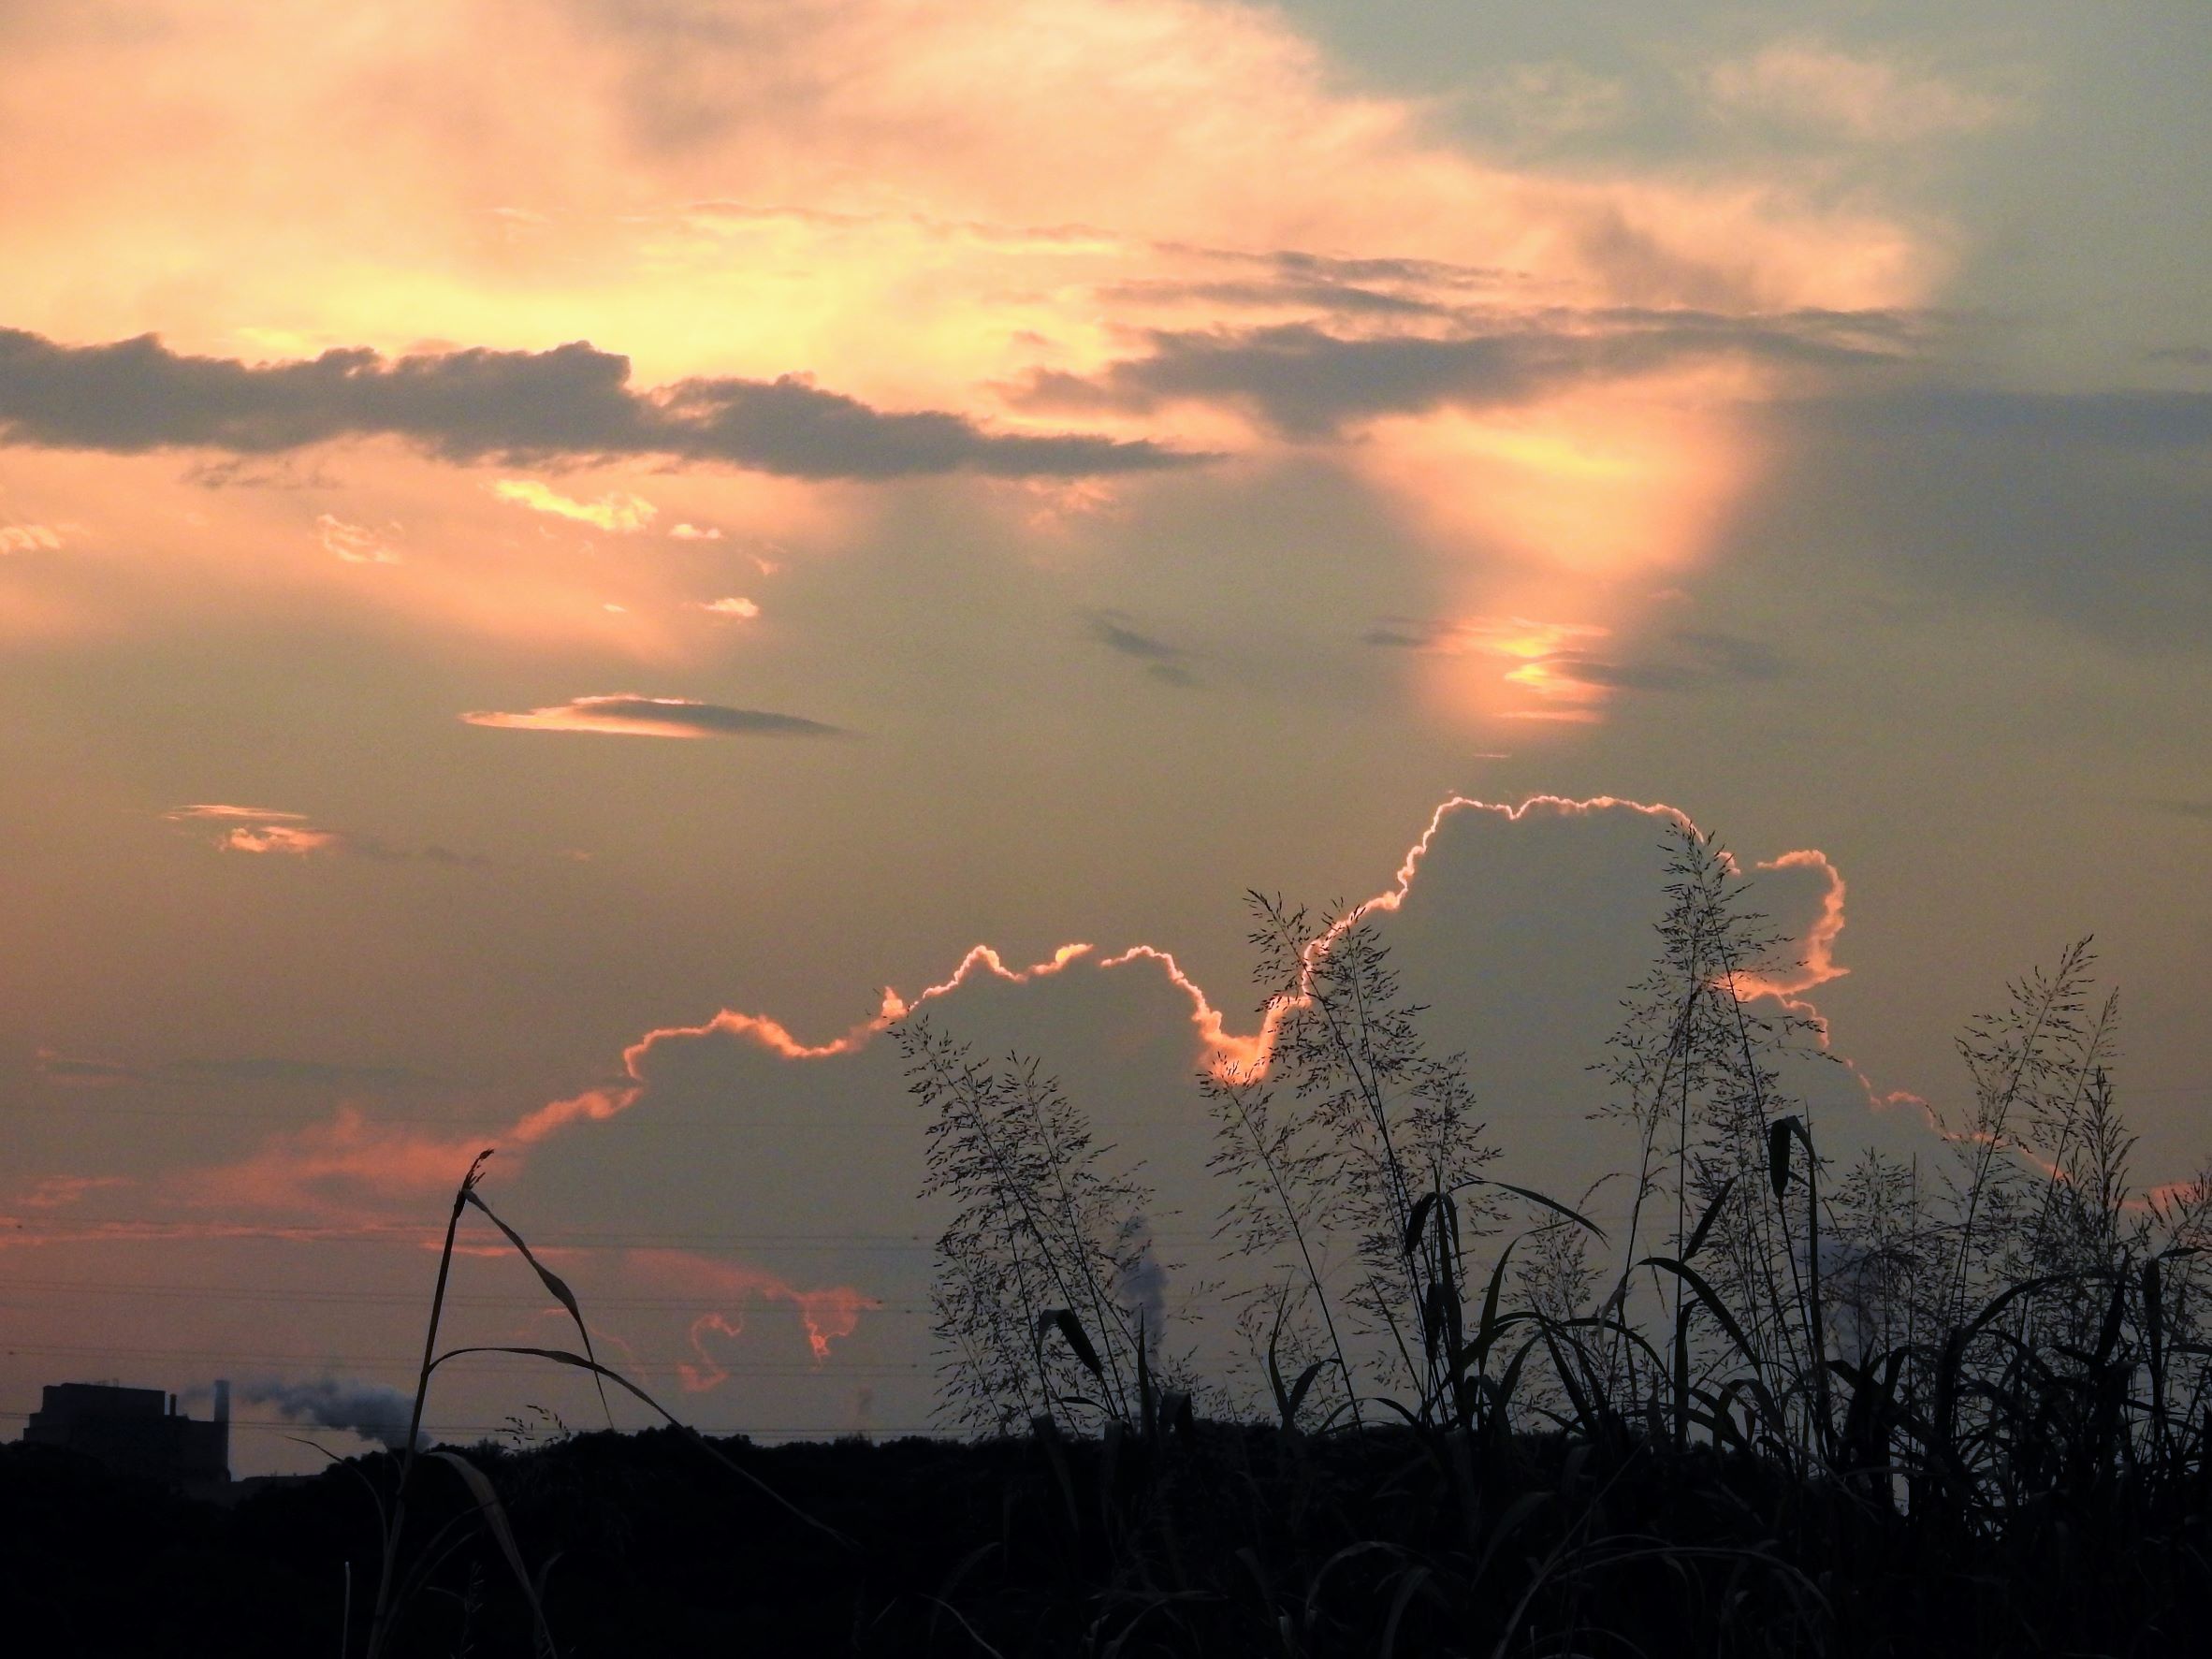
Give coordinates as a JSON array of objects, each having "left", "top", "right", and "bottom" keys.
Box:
[{"left": 6, "top": 1419, "right": 2208, "bottom": 1657}]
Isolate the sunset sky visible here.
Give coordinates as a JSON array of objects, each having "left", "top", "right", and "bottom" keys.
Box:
[{"left": 3, "top": 0, "right": 2207, "bottom": 1469}]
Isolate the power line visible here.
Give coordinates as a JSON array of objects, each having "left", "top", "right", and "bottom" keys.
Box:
[
  {"left": 1, "top": 1343, "right": 925, "bottom": 1375},
  {"left": 0, "top": 1274, "right": 941, "bottom": 1309},
  {"left": 0, "top": 1273, "right": 1273, "bottom": 1317},
  {"left": 0, "top": 1410, "right": 965, "bottom": 1437}
]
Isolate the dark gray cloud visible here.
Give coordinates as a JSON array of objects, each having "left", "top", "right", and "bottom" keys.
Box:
[
  {"left": 1749, "top": 386, "right": 2212, "bottom": 650},
  {"left": 1013, "top": 311, "right": 1908, "bottom": 438},
  {"left": 0, "top": 327, "right": 1204, "bottom": 479},
  {"left": 2146, "top": 346, "right": 2212, "bottom": 368},
  {"left": 1082, "top": 608, "right": 1197, "bottom": 686},
  {"left": 1667, "top": 629, "right": 1792, "bottom": 683},
  {"left": 2148, "top": 799, "right": 2212, "bottom": 822},
  {"left": 1537, "top": 652, "right": 1701, "bottom": 692},
  {"left": 1149, "top": 243, "right": 1517, "bottom": 293},
  {"left": 1809, "top": 386, "right": 2212, "bottom": 449},
  {"left": 1362, "top": 618, "right": 1454, "bottom": 650}
]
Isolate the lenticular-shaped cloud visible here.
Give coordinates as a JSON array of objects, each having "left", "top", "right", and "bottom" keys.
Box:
[
  {"left": 460, "top": 693, "right": 849, "bottom": 739},
  {"left": 0, "top": 328, "right": 1204, "bottom": 479},
  {"left": 165, "top": 803, "right": 313, "bottom": 822}
]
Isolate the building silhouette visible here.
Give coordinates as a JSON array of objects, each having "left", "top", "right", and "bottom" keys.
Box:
[{"left": 22, "top": 1379, "right": 230, "bottom": 1487}]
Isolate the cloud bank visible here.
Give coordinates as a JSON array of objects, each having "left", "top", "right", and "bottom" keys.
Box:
[
  {"left": 1015, "top": 311, "right": 1910, "bottom": 439},
  {"left": 0, "top": 328, "right": 1204, "bottom": 480}
]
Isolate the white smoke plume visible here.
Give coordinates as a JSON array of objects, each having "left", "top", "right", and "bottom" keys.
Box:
[
  {"left": 1115, "top": 1215, "right": 1170, "bottom": 1356},
  {"left": 237, "top": 1376, "right": 424, "bottom": 1450}
]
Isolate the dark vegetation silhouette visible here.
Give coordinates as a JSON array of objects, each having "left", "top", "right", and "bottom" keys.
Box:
[{"left": 10, "top": 822, "right": 2212, "bottom": 1656}]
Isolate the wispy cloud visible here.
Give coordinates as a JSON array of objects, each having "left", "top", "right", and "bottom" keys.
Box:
[
  {"left": 314, "top": 513, "right": 400, "bottom": 564},
  {"left": 1705, "top": 41, "right": 2022, "bottom": 142},
  {"left": 460, "top": 693, "right": 850, "bottom": 739},
  {"left": 0, "top": 328, "right": 1207, "bottom": 479},
  {"left": 13, "top": 1172, "right": 133, "bottom": 1206},
  {"left": 698, "top": 596, "right": 760, "bottom": 619},
  {"left": 183, "top": 456, "right": 339, "bottom": 490},
  {"left": 0, "top": 520, "right": 65, "bottom": 552}
]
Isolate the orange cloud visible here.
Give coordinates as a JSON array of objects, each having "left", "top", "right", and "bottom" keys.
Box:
[
  {"left": 0, "top": 0, "right": 1954, "bottom": 732},
  {"left": 490, "top": 478, "right": 657, "bottom": 531},
  {"left": 222, "top": 824, "right": 342, "bottom": 856},
  {"left": 1739, "top": 849, "right": 1852, "bottom": 1003},
  {"left": 1, "top": 521, "right": 65, "bottom": 552}
]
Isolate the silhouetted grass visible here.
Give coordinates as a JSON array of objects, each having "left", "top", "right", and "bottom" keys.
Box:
[{"left": 13, "top": 823, "right": 2209, "bottom": 1656}]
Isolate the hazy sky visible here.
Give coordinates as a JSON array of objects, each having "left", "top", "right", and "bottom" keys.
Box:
[{"left": 3, "top": 0, "right": 2206, "bottom": 1469}]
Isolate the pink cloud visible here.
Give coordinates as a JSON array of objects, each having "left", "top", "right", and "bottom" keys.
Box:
[
  {"left": 165, "top": 803, "right": 311, "bottom": 822},
  {"left": 178, "top": 1106, "right": 489, "bottom": 1213},
  {"left": 13, "top": 1173, "right": 132, "bottom": 1209},
  {"left": 629, "top": 1248, "right": 878, "bottom": 1372}
]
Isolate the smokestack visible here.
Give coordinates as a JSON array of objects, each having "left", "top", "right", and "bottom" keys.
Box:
[
  {"left": 213, "top": 1377, "right": 232, "bottom": 1484},
  {"left": 167, "top": 1393, "right": 176, "bottom": 1416}
]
